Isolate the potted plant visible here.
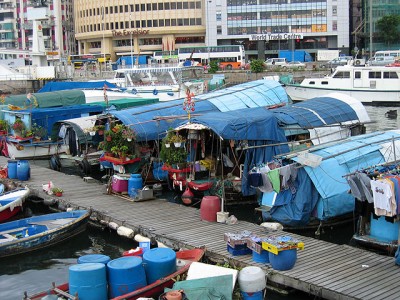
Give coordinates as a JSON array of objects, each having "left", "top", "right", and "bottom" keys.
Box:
[
  {"left": 0, "top": 120, "right": 8, "bottom": 134},
  {"left": 111, "top": 146, "right": 120, "bottom": 157},
  {"left": 31, "top": 123, "right": 47, "bottom": 141},
  {"left": 170, "top": 133, "right": 185, "bottom": 147},
  {"left": 121, "top": 127, "right": 135, "bottom": 142},
  {"left": 12, "top": 119, "right": 25, "bottom": 136},
  {"left": 95, "top": 125, "right": 105, "bottom": 135},
  {"left": 51, "top": 187, "right": 63, "bottom": 197},
  {"left": 119, "top": 145, "right": 129, "bottom": 160},
  {"left": 105, "top": 130, "right": 113, "bottom": 141}
]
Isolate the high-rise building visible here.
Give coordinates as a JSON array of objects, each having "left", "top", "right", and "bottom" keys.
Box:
[{"left": 0, "top": 0, "right": 74, "bottom": 64}]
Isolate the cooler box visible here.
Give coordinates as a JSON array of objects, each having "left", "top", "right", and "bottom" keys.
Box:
[{"left": 112, "top": 175, "right": 129, "bottom": 193}]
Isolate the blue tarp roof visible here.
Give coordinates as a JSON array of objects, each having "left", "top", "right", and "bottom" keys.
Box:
[
  {"left": 111, "top": 79, "right": 289, "bottom": 141},
  {"left": 38, "top": 81, "right": 118, "bottom": 93},
  {"left": 299, "top": 132, "right": 400, "bottom": 220},
  {"left": 268, "top": 131, "right": 400, "bottom": 226},
  {"left": 272, "top": 96, "right": 359, "bottom": 127},
  {"left": 182, "top": 107, "right": 287, "bottom": 142}
]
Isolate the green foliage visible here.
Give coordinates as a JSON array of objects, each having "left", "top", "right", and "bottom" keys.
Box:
[
  {"left": 160, "top": 130, "right": 187, "bottom": 164},
  {"left": 250, "top": 59, "right": 265, "bottom": 73},
  {"left": 208, "top": 60, "right": 219, "bottom": 73},
  {"left": 0, "top": 120, "right": 8, "bottom": 131},
  {"left": 376, "top": 15, "right": 400, "bottom": 46},
  {"left": 98, "top": 123, "right": 136, "bottom": 158}
]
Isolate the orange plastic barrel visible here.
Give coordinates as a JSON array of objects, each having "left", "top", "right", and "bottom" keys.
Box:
[{"left": 200, "top": 196, "right": 221, "bottom": 222}]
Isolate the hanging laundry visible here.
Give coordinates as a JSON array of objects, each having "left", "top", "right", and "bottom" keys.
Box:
[{"left": 371, "top": 178, "right": 396, "bottom": 216}]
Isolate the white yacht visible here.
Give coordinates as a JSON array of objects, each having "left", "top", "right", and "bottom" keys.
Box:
[
  {"left": 106, "top": 64, "right": 206, "bottom": 101},
  {"left": 284, "top": 64, "right": 400, "bottom": 105}
]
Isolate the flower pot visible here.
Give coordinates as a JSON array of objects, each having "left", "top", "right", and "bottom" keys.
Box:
[
  {"left": 106, "top": 136, "right": 112, "bottom": 141},
  {"left": 89, "top": 131, "right": 96, "bottom": 136},
  {"left": 55, "top": 192, "right": 63, "bottom": 197},
  {"left": 174, "top": 142, "right": 182, "bottom": 147},
  {"left": 98, "top": 130, "right": 104, "bottom": 135},
  {"left": 165, "top": 143, "right": 171, "bottom": 148},
  {"left": 127, "top": 138, "right": 132, "bottom": 142}
]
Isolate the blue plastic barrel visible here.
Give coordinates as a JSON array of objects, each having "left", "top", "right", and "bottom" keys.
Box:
[
  {"left": 142, "top": 247, "right": 176, "bottom": 284},
  {"left": 78, "top": 254, "right": 111, "bottom": 265},
  {"left": 17, "top": 160, "right": 30, "bottom": 181},
  {"left": 128, "top": 174, "right": 143, "bottom": 198},
  {"left": 7, "top": 160, "right": 18, "bottom": 179},
  {"left": 252, "top": 249, "right": 270, "bottom": 263},
  {"left": 69, "top": 263, "right": 108, "bottom": 300},
  {"left": 107, "top": 256, "right": 147, "bottom": 298},
  {"left": 269, "top": 249, "right": 297, "bottom": 271}
]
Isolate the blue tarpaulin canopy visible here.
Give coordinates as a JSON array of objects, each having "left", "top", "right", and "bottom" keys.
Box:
[
  {"left": 272, "top": 95, "right": 360, "bottom": 127},
  {"left": 38, "top": 81, "right": 117, "bottom": 92},
  {"left": 266, "top": 131, "right": 400, "bottom": 226},
  {"left": 110, "top": 80, "right": 289, "bottom": 141},
  {"left": 180, "top": 107, "right": 287, "bottom": 142}
]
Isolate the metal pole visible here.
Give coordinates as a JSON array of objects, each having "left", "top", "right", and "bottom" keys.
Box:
[
  {"left": 102, "top": 7, "right": 105, "bottom": 71},
  {"left": 130, "top": 13, "right": 134, "bottom": 68},
  {"left": 369, "top": 0, "right": 373, "bottom": 58}
]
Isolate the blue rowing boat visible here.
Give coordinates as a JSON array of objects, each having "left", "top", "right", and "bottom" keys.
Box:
[{"left": 0, "top": 210, "right": 90, "bottom": 258}]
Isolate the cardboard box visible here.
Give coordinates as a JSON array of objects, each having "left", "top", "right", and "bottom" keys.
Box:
[{"left": 224, "top": 231, "right": 253, "bottom": 248}]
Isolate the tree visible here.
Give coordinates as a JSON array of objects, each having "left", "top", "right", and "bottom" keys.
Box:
[
  {"left": 250, "top": 59, "right": 265, "bottom": 73},
  {"left": 376, "top": 15, "right": 400, "bottom": 47}
]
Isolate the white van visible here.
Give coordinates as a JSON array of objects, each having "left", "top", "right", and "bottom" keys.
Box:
[
  {"left": 367, "top": 56, "right": 396, "bottom": 66},
  {"left": 264, "top": 58, "right": 287, "bottom": 66}
]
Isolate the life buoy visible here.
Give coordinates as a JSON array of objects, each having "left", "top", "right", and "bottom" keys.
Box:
[
  {"left": 153, "top": 89, "right": 158, "bottom": 95},
  {"left": 355, "top": 60, "right": 361, "bottom": 65},
  {"left": 131, "top": 88, "right": 137, "bottom": 95}
]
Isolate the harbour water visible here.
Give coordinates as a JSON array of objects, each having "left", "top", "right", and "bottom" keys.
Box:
[{"left": 1, "top": 105, "right": 399, "bottom": 300}]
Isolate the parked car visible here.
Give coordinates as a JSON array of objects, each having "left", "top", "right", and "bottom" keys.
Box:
[
  {"left": 264, "top": 58, "right": 287, "bottom": 66},
  {"left": 282, "top": 61, "right": 306, "bottom": 70},
  {"left": 366, "top": 56, "right": 396, "bottom": 66},
  {"left": 320, "top": 56, "right": 352, "bottom": 69}
]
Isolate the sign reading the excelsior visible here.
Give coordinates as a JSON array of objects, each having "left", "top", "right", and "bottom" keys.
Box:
[
  {"left": 249, "top": 33, "right": 303, "bottom": 41},
  {"left": 112, "top": 29, "right": 150, "bottom": 37}
]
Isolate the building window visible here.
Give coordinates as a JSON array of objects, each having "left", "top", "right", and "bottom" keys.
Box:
[
  {"left": 171, "top": 19, "right": 176, "bottom": 26},
  {"left": 159, "top": 19, "right": 164, "bottom": 27},
  {"left": 136, "top": 21, "right": 140, "bottom": 28},
  {"left": 142, "top": 20, "right": 146, "bottom": 27},
  {"left": 147, "top": 3, "right": 151, "bottom": 10},
  {"left": 147, "top": 20, "right": 152, "bottom": 27},
  {"left": 152, "top": 3, "right": 157, "bottom": 10},
  {"left": 114, "top": 6, "right": 118, "bottom": 13},
  {"left": 135, "top": 4, "right": 139, "bottom": 11},
  {"left": 217, "top": 25, "right": 222, "bottom": 34},
  {"left": 153, "top": 20, "right": 158, "bottom": 27},
  {"left": 165, "top": 3, "right": 170, "bottom": 9},
  {"left": 165, "top": 19, "right": 170, "bottom": 26},
  {"left": 332, "top": 6, "right": 337, "bottom": 16},
  {"left": 332, "top": 21, "right": 337, "bottom": 31},
  {"left": 196, "top": 1, "right": 201, "bottom": 8}
]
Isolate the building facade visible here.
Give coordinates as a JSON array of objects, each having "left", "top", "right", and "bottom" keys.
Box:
[
  {"left": 73, "top": 0, "right": 351, "bottom": 61},
  {"left": 5, "top": 0, "right": 396, "bottom": 64},
  {"left": 0, "top": 0, "right": 74, "bottom": 64}
]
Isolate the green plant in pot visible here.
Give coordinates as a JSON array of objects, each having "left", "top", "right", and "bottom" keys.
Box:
[
  {"left": 12, "top": 119, "right": 25, "bottom": 136},
  {"left": 0, "top": 120, "right": 9, "bottom": 133}
]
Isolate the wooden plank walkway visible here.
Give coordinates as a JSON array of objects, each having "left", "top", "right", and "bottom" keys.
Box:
[{"left": 7, "top": 157, "right": 400, "bottom": 300}]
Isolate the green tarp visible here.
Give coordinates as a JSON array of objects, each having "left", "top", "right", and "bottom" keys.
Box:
[
  {"left": 87, "top": 97, "right": 159, "bottom": 110},
  {"left": 4, "top": 90, "right": 86, "bottom": 108}
]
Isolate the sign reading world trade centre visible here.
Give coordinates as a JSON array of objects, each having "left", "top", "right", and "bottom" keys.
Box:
[{"left": 249, "top": 33, "right": 303, "bottom": 41}]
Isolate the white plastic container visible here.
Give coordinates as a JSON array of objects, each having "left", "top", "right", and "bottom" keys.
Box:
[{"left": 238, "top": 266, "right": 266, "bottom": 293}]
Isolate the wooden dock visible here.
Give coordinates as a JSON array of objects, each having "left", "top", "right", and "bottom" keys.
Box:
[{"left": 7, "top": 157, "right": 400, "bottom": 300}]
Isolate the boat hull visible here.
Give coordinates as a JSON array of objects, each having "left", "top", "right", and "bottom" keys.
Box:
[
  {"left": 0, "top": 188, "right": 30, "bottom": 223},
  {"left": 5, "top": 141, "right": 68, "bottom": 159},
  {"left": 0, "top": 210, "right": 90, "bottom": 258},
  {"left": 285, "top": 84, "right": 400, "bottom": 105}
]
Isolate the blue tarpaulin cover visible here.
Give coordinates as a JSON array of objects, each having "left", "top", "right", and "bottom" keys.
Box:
[
  {"left": 111, "top": 79, "right": 289, "bottom": 141},
  {"left": 38, "top": 81, "right": 117, "bottom": 92},
  {"left": 272, "top": 96, "right": 359, "bottom": 127},
  {"left": 267, "top": 131, "right": 400, "bottom": 226}
]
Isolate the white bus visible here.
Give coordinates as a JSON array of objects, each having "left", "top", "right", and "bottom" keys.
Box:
[
  {"left": 178, "top": 45, "right": 245, "bottom": 70},
  {"left": 374, "top": 50, "right": 400, "bottom": 59}
]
